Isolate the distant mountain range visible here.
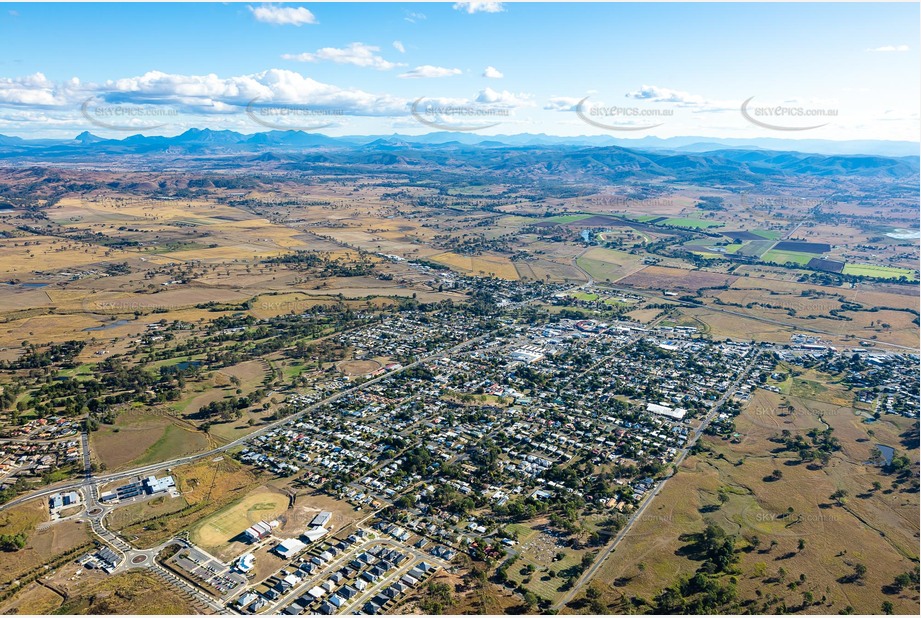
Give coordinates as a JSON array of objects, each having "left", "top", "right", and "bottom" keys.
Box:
[
  {"left": 0, "top": 129, "right": 917, "bottom": 157},
  {"left": 0, "top": 130, "right": 917, "bottom": 186}
]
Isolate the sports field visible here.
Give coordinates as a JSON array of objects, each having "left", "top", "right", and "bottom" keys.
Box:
[{"left": 189, "top": 487, "right": 289, "bottom": 555}]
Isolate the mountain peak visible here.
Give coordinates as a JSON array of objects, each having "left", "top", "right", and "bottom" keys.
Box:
[{"left": 75, "top": 131, "right": 103, "bottom": 144}]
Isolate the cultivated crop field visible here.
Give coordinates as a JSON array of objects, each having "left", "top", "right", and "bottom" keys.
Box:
[{"left": 842, "top": 263, "right": 918, "bottom": 281}]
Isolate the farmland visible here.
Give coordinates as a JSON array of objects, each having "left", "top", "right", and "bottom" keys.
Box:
[
  {"left": 575, "top": 378, "right": 919, "bottom": 615},
  {"left": 842, "top": 264, "right": 918, "bottom": 281},
  {"left": 0, "top": 133, "right": 917, "bottom": 618}
]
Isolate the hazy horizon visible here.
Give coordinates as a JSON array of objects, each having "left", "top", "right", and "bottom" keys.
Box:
[{"left": 1, "top": 2, "right": 918, "bottom": 141}]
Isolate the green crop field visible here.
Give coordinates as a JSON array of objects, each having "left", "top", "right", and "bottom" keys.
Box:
[
  {"left": 544, "top": 214, "right": 592, "bottom": 223},
  {"left": 842, "top": 264, "right": 918, "bottom": 281},
  {"left": 751, "top": 229, "right": 781, "bottom": 239},
  {"left": 761, "top": 249, "right": 814, "bottom": 266}
]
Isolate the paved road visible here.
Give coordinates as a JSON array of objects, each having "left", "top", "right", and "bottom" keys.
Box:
[
  {"left": 0, "top": 280, "right": 583, "bottom": 515},
  {"left": 0, "top": 331, "right": 501, "bottom": 513},
  {"left": 553, "top": 350, "right": 763, "bottom": 610}
]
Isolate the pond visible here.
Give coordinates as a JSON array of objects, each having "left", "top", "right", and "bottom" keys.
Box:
[
  {"left": 84, "top": 319, "right": 131, "bottom": 332},
  {"left": 875, "top": 444, "right": 895, "bottom": 466}
]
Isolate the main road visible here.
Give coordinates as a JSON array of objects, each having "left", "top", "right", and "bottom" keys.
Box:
[
  {"left": 0, "top": 325, "right": 516, "bottom": 513},
  {"left": 552, "top": 349, "right": 763, "bottom": 610}
]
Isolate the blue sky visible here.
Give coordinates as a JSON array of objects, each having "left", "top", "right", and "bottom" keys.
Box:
[{"left": 0, "top": 2, "right": 918, "bottom": 140}]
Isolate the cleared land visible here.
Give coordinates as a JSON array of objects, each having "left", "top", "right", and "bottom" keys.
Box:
[
  {"left": 580, "top": 383, "right": 919, "bottom": 616},
  {"left": 54, "top": 570, "right": 197, "bottom": 614}
]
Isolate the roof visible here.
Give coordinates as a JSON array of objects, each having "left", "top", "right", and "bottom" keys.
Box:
[
  {"left": 275, "top": 538, "right": 307, "bottom": 557},
  {"left": 310, "top": 511, "right": 332, "bottom": 526}
]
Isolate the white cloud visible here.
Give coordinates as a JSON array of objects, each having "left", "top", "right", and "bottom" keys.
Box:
[
  {"left": 404, "top": 11, "right": 426, "bottom": 23},
  {"left": 282, "top": 43, "right": 403, "bottom": 70},
  {"left": 482, "top": 66, "right": 503, "bottom": 79},
  {"left": 0, "top": 73, "right": 86, "bottom": 107},
  {"left": 544, "top": 96, "right": 582, "bottom": 112},
  {"left": 626, "top": 85, "right": 707, "bottom": 106},
  {"left": 453, "top": 2, "right": 505, "bottom": 14},
  {"left": 474, "top": 88, "right": 532, "bottom": 107},
  {"left": 398, "top": 65, "right": 463, "bottom": 79},
  {"left": 866, "top": 44, "right": 909, "bottom": 52},
  {"left": 0, "top": 69, "right": 407, "bottom": 117},
  {"left": 248, "top": 4, "right": 317, "bottom": 26},
  {"left": 393, "top": 41, "right": 406, "bottom": 54}
]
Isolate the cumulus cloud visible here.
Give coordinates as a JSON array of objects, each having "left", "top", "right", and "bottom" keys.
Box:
[
  {"left": 393, "top": 41, "right": 406, "bottom": 54},
  {"left": 0, "top": 73, "right": 87, "bottom": 107},
  {"left": 543, "top": 96, "right": 582, "bottom": 112},
  {"left": 282, "top": 43, "right": 403, "bottom": 70},
  {"left": 398, "top": 65, "right": 463, "bottom": 79},
  {"left": 626, "top": 85, "right": 707, "bottom": 106},
  {"left": 474, "top": 87, "right": 532, "bottom": 107},
  {"left": 248, "top": 4, "right": 317, "bottom": 26},
  {"left": 453, "top": 2, "right": 505, "bottom": 14},
  {"left": 0, "top": 69, "right": 408, "bottom": 117},
  {"left": 866, "top": 44, "right": 909, "bottom": 52},
  {"left": 482, "top": 66, "right": 503, "bottom": 79}
]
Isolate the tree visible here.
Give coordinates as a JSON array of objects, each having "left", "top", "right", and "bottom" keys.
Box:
[
  {"left": 0, "top": 532, "right": 27, "bottom": 552},
  {"left": 797, "top": 539, "right": 806, "bottom": 551},
  {"left": 830, "top": 489, "right": 848, "bottom": 506},
  {"left": 853, "top": 563, "right": 867, "bottom": 581},
  {"left": 522, "top": 591, "right": 538, "bottom": 610},
  {"left": 892, "top": 572, "right": 913, "bottom": 591},
  {"left": 882, "top": 601, "right": 893, "bottom": 615}
]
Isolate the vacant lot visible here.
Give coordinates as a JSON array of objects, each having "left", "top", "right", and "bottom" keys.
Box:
[
  {"left": 0, "top": 581, "right": 64, "bottom": 614},
  {"left": 619, "top": 266, "right": 738, "bottom": 291},
  {"left": 107, "top": 493, "right": 190, "bottom": 532},
  {"left": 338, "top": 359, "right": 382, "bottom": 376},
  {"left": 55, "top": 570, "right": 197, "bottom": 615},
  {"left": 575, "top": 247, "right": 645, "bottom": 283},
  {"left": 0, "top": 501, "right": 91, "bottom": 589},
  {"left": 429, "top": 251, "right": 519, "bottom": 280},
  {"left": 92, "top": 409, "right": 210, "bottom": 470}
]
